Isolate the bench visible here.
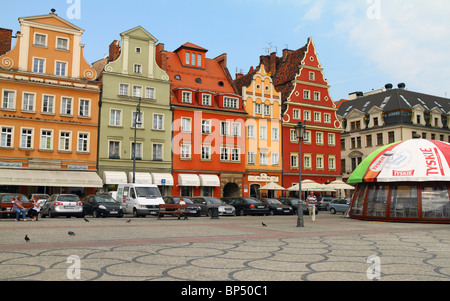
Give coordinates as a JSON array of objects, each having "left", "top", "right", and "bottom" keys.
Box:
[
  {"left": 1, "top": 203, "right": 34, "bottom": 219},
  {"left": 158, "top": 204, "right": 190, "bottom": 220}
]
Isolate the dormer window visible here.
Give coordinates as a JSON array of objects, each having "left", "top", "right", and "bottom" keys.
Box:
[{"left": 224, "top": 97, "right": 239, "bottom": 109}]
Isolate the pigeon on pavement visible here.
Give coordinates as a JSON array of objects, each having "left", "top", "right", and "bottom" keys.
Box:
[{"left": 68, "top": 231, "right": 75, "bottom": 236}]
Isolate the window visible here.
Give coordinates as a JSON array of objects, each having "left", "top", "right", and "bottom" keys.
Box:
[
  {"left": 40, "top": 130, "right": 53, "bottom": 150},
  {"left": 293, "top": 109, "right": 300, "bottom": 119},
  {"left": 1, "top": 127, "right": 13, "bottom": 147},
  {"left": 366, "top": 135, "right": 372, "bottom": 147},
  {"left": 153, "top": 144, "right": 163, "bottom": 161},
  {"left": 181, "top": 144, "right": 191, "bottom": 159},
  {"left": 153, "top": 114, "right": 163, "bottom": 130},
  {"left": 290, "top": 154, "right": 298, "bottom": 168},
  {"left": 202, "top": 120, "right": 211, "bottom": 134},
  {"left": 224, "top": 97, "right": 239, "bottom": 109},
  {"left": 135, "top": 47, "right": 141, "bottom": 53},
  {"left": 328, "top": 156, "right": 336, "bottom": 170},
  {"left": 231, "top": 148, "right": 240, "bottom": 162},
  {"left": 197, "top": 54, "right": 202, "bottom": 67},
  {"left": 247, "top": 152, "right": 255, "bottom": 164},
  {"left": 109, "top": 141, "right": 120, "bottom": 159},
  {"left": 132, "top": 86, "right": 142, "bottom": 98},
  {"left": 314, "top": 92, "right": 320, "bottom": 101},
  {"left": 119, "top": 84, "right": 129, "bottom": 96},
  {"left": 271, "top": 153, "right": 279, "bottom": 166},
  {"left": 316, "top": 155, "right": 324, "bottom": 169},
  {"left": 290, "top": 129, "right": 297, "bottom": 142},
  {"left": 131, "top": 142, "right": 142, "bottom": 160},
  {"left": 201, "top": 145, "right": 211, "bottom": 160},
  {"left": 145, "top": 87, "right": 155, "bottom": 99},
  {"left": 304, "top": 154, "right": 312, "bottom": 169},
  {"left": 185, "top": 52, "right": 190, "bottom": 65},
  {"left": 42, "top": 95, "right": 54, "bottom": 113},
  {"left": 316, "top": 132, "right": 323, "bottom": 145},
  {"left": 263, "top": 104, "right": 271, "bottom": 116},
  {"left": 59, "top": 131, "right": 71, "bottom": 151},
  {"left": 220, "top": 147, "right": 230, "bottom": 161},
  {"left": 272, "top": 127, "right": 279, "bottom": 141},
  {"left": 21, "top": 128, "right": 33, "bottom": 149},
  {"left": 2, "top": 90, "right": 15, "bottom": 109},
  {"left": 309, "top": 72, "right": 315, "bottom": 81},
  {"left": 254, "top": 103, "right": 261, "bottom": 114},
  {"left": 61, "top": 97, "right": 72, "bottom": 115},
  {"left": 324, "top": 113, "right": 331, "bottom": 123},
  {"left": 259, "top": 126, "right": 267, "bottom": 140},
  {"left": 259, "top": 152, "right": 268, "bottom": 165},
  {"left": 78, "top": 133, "right": 89, "bottom": 152},
  {"left": 56, "top": 38, "right": 68, "bottom": 50},
  {"left": 110, "top": 109, "right": 121, "bottom": 126},
  {"left": 350, "top": 121, "right": 361, "bottom": 130},
  {"left": 304, "top": 110, "right": 311, "bottom": 121},
  {"left": 328, "top": 133, "right": 335, "bottom": 146},
  {"left": 22, "top": 93, "right": 35, "bottom": 112},
  {"left": 133, "top": 64, "right": 142, "bottom": 74},
  {"left": 220, "top": 121, "right": 229, "bottom": 136},
  {"left": 303, "top": 90, "right": 310, "bottom": 100},
  {"left": 34, "top": 34, "right": 46, "bottom": 47},
  {"left": 232, "top": 123, "right": 240, "bottom": 137},
  {"left": 33, "top": 58, "right": 44, "bottom": 73},
  {"left": 202, "top": 94, "right": 211, "bottom": 106},
  {"left": 304, "top": 131, "right": 311, "bottom": 143},
  {"left": 314, "top": 112, "right": 321, "bottom": 122},
  {"left": 55, "top": 61, "right": 67, "bottom": 76},
  {"left": 377, "top": 133, "right": 383, "bottom": 145},
  {"left": 191, "top": 53, "right": 196, "bottom": 65},
  {"left": 79, "top": 99, "right": 90, "bottom": 117},
  {"left": 181, "top": 118, "right": 191, "bottom": 132},
  {"left": 247, "top": 125, "right": 255, "bottom": 139},
  {"left": 388, "top": 131, "right": 395, "bottom": 143},
  {"left": 132, "top": 112, "right": 143, "bottom": 128},
  {"left": 182, "top": 91, "right": 192, "bottom": 103}
]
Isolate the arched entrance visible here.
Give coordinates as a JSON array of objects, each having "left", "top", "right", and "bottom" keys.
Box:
[
  {"left": 223, "top": 182, "right": 240, "bottom": 198},
  {"left": 250, "top": 183, "right": 260, "bottom": 199}
]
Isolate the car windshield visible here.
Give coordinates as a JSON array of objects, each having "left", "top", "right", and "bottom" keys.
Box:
[
  {"left": 204, "top": 198, "right": 223, "bottom": 204},
  {"left": 58, "top": 195, "right": 80, "bottom": 202},
  {"left": 265, "top": 199, "right": 281, "bottom": 204},
  {"left": 95, "top": 195, "right": 117, "bottom": 203},
  {"left": 135, "top": 187, "right": 161, "bottom": 198},
  {"left": 1, "top": 195, "right": 31, "bottom": 203},
  {"left": 285, "top": 199, "right": 299, "bottom": 205},
  {"left": 34, "top": 194, "right": 49, "bottom": 200},
  {"left": 242, "top": 198, "right": 260, "bottom": 204}
]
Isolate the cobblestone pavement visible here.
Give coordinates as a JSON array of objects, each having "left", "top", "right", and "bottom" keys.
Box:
[{"left": 0, "top": 213, "right": 449, "bottom": 281}]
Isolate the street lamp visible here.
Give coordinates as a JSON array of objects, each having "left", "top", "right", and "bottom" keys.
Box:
[
  {"left": 295, "top": 121, "right": 306, "bottom": 227},
  {"left": 132, "top": 97, "right": 142, "bottom": 184}
]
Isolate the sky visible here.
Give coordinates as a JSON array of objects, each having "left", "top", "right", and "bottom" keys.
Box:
[{"left": 3, "top": 0, "right": 450, "bottom": 102}]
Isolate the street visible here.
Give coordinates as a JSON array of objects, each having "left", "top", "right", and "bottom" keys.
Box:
[{"left": 0, "top": 213, "right": 449, "bottom": 282}]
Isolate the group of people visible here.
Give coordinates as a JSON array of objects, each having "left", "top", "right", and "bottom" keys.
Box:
[{"left": 11, "top": 195, "right": 41, "bottom": 222}]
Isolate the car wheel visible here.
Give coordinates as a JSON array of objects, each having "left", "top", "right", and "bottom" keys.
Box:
[
  {"left": 239, "top": 209, "right": 245, "bottom": 216},
  {"left": 330, "top": 208, "right": 336, "bottom": 214},
  {"left": 93, "top": 209, "right": 100, "bottom": 218},
  {"left": 133, "top": 208, "right": 139, "bottom": 217},
  {"left": 269, "top": 210, "right": 274, "bottom": 216},
  {"left": 49, "top": 210, "right": 56, "bottom": 218}
]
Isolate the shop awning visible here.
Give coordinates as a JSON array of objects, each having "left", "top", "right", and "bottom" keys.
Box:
[
  {"left": 128, "top": 172, "right": 152, "bottom": 184},
  {"left": 151, "top": 173, "right": 174, "bottom": 186},
  {"left": 178, "top": 174, "right": 200, "bottom": 186},
  {"left": 103, "top": 171, "right": 127, "bottom": 185},
  {"left": 199, "top": 174, "right": 220, "bottom": 187},
  {"left": 0, "top": 169, "right": 103, "bottom": 188}
]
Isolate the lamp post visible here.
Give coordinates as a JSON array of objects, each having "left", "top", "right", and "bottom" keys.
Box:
[
  {"left": 132, "top": 97, "right": 142, "bottom": 184},
  {"left": 295, "top": 121, "right": 306, "bottom": 227}
]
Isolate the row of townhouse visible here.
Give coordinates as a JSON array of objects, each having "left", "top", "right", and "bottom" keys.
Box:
[{"left": 0, "top": 12, "right": 342, "bottom": 198}]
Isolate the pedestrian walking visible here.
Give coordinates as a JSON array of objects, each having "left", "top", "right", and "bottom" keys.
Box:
[
  {"left": 12, "top": 195, "right": 27, "bottom": 222},
  {"left": 306, "top": 192, "right": 317, "bottom": 221},
  {"left": 29, "top": 195, "right": 41, "bottom": 221}
]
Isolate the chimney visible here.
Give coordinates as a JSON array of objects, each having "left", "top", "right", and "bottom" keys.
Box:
[
  {"left": 156, "top": 43, "right": 167, "bottom": 71},
  {"left": 269, "top": 52, "right": 277, "bottom": 76},
  {"left": 282, "top": 48, "right": 293, "bottom": 60},
  {"left": 108, "top": 40, "right": 120, "bottom": 62},
  {"left": 385, "top": 83, "right": 393, "bottom": 90},
  {"left": 0, "top": 28, "right": 13, "bottom": 56},
  {"left": 235, "top": 73, "right": 243, "bottom": 79},
  {"left": 398, "top": 83, "right": 406, "bottom": 89}
]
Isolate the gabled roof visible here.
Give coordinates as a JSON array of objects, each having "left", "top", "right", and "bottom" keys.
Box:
[
  {"left": 19, "top": 13, "right": 84, "bottom": 33},
  {"left": 174, "top": 42, "right": 208, "bottom": 53}
]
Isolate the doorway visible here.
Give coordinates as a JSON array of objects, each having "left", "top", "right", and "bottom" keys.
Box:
[{"left": 223, "top": 182, "right": 240, "bottom": 198}]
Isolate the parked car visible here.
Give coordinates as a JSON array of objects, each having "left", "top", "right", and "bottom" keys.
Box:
[
  {"left": 28, "top": 194, "right": 49, "bottom": 206},
  {"left": 0, "top": 193, "right": 33, "bottom": 218},
  {"left": 83, "top": 194, "right": 124, "bottom": 218},
  {"left": 260, "top": 198, "right": 293, "bottom": 215},
  {"left": 221, "top": 197, "right": 269, "bottom": 216},
  {"left": 317, "top": 196, "right": 334, "bottom": 211},
  {"left": 278, "top": 197, "right": 318, "bottom": 215},
  {"left": 191, "top": 197, "right": 235, "bottom": 216},
  {"left": 41, "top": 194, "right": 84, "bottom": 218},
  {"left": 163, "top": 196, "right": 201, "bottom": 217},
  {"left": 328, "top": 198, "right": 350, "bottom": 214}
]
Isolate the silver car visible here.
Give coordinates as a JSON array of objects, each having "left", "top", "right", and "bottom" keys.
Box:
[
  {"left": 190, "top": 197, "right": 235, "bottom": 216},
  {"left": 41, "top": 194, "right": 84, "bottom": 218}
]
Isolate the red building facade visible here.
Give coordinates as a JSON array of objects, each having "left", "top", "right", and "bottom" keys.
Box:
[
  {"left": 157, "top": 43, "right": 247, "bottom": 198},
  {"left": 265, "top": 38, "right": 342, "bottom": 189}
]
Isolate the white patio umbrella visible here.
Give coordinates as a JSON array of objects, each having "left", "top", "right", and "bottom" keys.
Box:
[
  {"left": 259, "top": 182, "right": 286, "bottom": 191},
  {"left": 287, "top": 179, "right": 324, "bottom": 191},
  {"left": 326, "top": 180, "right": 355, "bottom": 190}
]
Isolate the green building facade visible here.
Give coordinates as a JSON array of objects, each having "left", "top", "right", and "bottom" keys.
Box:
[{"left": 98, "top": 26, "right": 173, "bottom": 194}]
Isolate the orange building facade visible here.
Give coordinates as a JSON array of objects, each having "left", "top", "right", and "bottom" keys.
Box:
[{"left": 0, "top": 12, "right": 102, "bottom": 195}]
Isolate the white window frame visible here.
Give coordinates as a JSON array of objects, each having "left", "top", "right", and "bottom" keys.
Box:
[
  {"left": 131, "top": 142, "right": 143, "bottom": 160},
  {"left": 201, "top": 144, "right": 211, "bottom": 160},
  {"left": 132, "top": 111, "right": 143, "bottom": 129},
  {"left": 247, "top": 125, "right": 255, "bottom": 139},
  {"left": 247, "top": 151, "right": 256, "bottom": 164},
  {"left": 110, "top": 109, "right": 122, "bottom": 126},
  {"left": 293, "top": 109, "right": 300, "bottom": 120},
  {"left": 133, "top": 64, "right": 142, "bottom": 74},
  {"left": 224, "top": 97, "right": 239, "bottom": 109},
  {"left": 22, "top": 92, "right": 35, "bottom": 112},
  {"left": 56, "top": 37, "right": 69, "bottom": 50},
  {"left": 2, "top": 90, "right": 16, "bottom": 110},
  {"left": 202, "top": 119, "right": 211, "bottom": 134},
  {"left": 77, "top": 132, "right": 89, "bottom": 153},
  {"left": 153, "top": 114, "right": 164, "bottom": 130},
  {"left": 152, "top": 143, "right": 163, "bottom": 161},
  {"left": 316, "top": 132, "right": 324, "bottom": 145},
  {"left": 20, "top": 128, "right": 33, "bottom": 149},
  {"left": 182, "top": 91, "right": 192, "bottom": 104},
  {"left": 259, "top": 152, "right": 268, "bottom": 165},
  {"left": 220, "top": 121, "right": 230, "bottom": 136},
  {"left": 328, "top": 155, "right": 336, "bottom": 171},
  {"left": 314, "top": 91, "right": 320, "bottom": 101},
  {"left": 132, "top": 86, "right": 142, "bottom": 98},
  {"left": 61, "top": 97, "right": 73, "bottom": 115},
  {"left": 303, "top": 90, "right": 310, "bottom": 100},
  {"left": 231, "top": 148, "right": 240, "bottom": 162},
  {"left": 145, "top": 87, "right": 155, "bottom": 100},
  {"left": 1, "top": 126, "right": 13, "bottom": 148},
  {"left": 290, "top": 153, "right": 298, "bottom": 169},
  {"left": 109, "top": 141, "right": 121, "bottom": 159},
  {"left": 304, "top": 110, "right": 311, "bottom": 121},
  {"left": 34, "top": 33, "right": 47, "bottom": 47},
  {"left": 271, "top": 152, "right": 279, "bottom": 166},
  {"left": 42, "top": 95, "right": 54, "bottom": 114},
  {"left": 316, "top": 154, "right": 324, "bottom": 170},
  {"left": 202, "top": 94, "right": 211, "bottom": 106},
  {"left": 220, "top": 147, "right": 230, "bottom": 161},
  {"left": 232, "top": 122, "right": 241, "bottom": 137},
  {"left": 254, "top": 103, "right": 261, "bottom": 115},
  {"left": 314, "top": 112, "right": 321, "bottom": 122},
  {"left": 40, "top": 129, "right": 53, "bottom": 150},
  {"left": 304, "top": 153, "right": 312, "bottom": 169},
  {"left": 328, "top": 133, "right": 336, "bottom": 146},
  {"left": 324, "top": 113, "right": 331, "bottom": 123},
  {"left": 259, "top": 126, "right": 267, "bottom": 140},
  {"left": 181, "top": 117, "right": 191, "bottom": 133},
  {"left": 55, "top": 61, "right": 67, "bottom": 77},
  {"left": 32, "top": 57, "right": 45, "bottom": 73},
  {"left": 271, "top": 127, "right": 279, "bottom": 141},
  {"left": 59, "top": 131, "right": 71, "bottom": 151},
  {"left": 119, "top": 84, "right": 129, "bottom": 96},
  {"left": 181, "top": 143, "right": 191, "bottom": 159},
  {"left": 79, "top": 99, "right": 90, "bottom": 117}
]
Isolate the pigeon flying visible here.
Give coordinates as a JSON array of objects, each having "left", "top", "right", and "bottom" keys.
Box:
[
  {"left": 68, "top": 231, "right": 75, "bottom": 236},
  {"left": 262, "top": 222, "right": 267, "bottom": 227},
  {"left": 25, "top": 235, "right": 30, "bottom": 242}
]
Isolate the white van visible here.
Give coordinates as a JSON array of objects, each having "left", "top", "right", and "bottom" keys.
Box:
[{"left": 117, "top": 184, "right": 164, "bottom": 217}]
